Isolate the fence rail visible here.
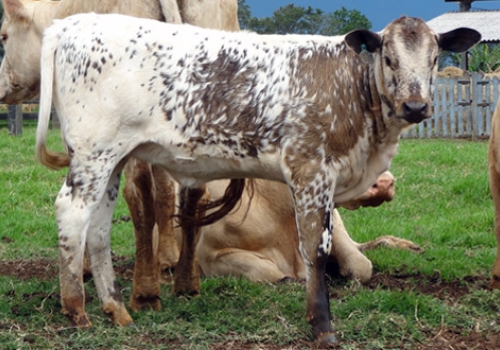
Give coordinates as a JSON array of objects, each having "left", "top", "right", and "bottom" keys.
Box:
[{"left": 5, "top": 72, "right": 500, "bottom": 139}]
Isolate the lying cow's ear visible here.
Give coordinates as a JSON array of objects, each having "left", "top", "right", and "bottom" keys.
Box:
[
  {"left": 438, "top": 28, "right": 481, "bottom": 53},
  {"left": 345, "top": 29, "right": 382, "bottom": 54}
]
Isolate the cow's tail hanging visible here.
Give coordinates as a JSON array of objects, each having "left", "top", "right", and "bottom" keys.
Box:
[{"left": 177, "top": 179, "right": 247, "bottom": 228}]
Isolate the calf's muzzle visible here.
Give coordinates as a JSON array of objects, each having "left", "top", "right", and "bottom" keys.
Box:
[{"left": 402, "top": 100, "right": 431, "bottom": 124}]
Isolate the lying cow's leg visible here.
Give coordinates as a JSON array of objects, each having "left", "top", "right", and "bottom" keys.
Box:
[
  {"left": 356, "top": 235, "right": 423, "bottom": 253},
  {"left": 123, "top": 159, "right": 161, "bottom": 311},
  {"left": 151, "top": 164, "right": 179, "bottom": 280},
  {"left": 329, "top": 209, "right": 423, "bottom": 282},
  {"left": 86, "top": 165, "right": 133, "bottom": 326},
  {"left": 293, "top": 188, "right": 338, "bottom": 345},
  {"left": 173, "top": 186, "right": 207, "bottom": 295},
  {"left": 329, "top": 209, "right": 373, "bottom": 283},
  {"left": 203, "top": 248, "right": 289, "bottom": 282}
]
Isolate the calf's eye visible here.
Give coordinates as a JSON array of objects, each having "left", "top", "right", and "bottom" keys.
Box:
[{"left": 384, "top": 56, "right": 392, "bottom": 67}]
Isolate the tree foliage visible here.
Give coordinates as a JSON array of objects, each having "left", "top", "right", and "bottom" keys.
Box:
[
  {"left": 238, "top": 0, "right": 371, "bottom": 35},
  {"left": 440, "top": 44, "right": 500, "bottom": 73},
  {"left": 319, "top": 6, "right": 372, "bottom": 35},
  {"left": 467, "top": 44, "right": 500, "bottom": 73}
]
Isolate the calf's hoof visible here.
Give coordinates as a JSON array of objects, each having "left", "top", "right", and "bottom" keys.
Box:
[
  {"left": 316, "top": 331, "right": 339, "bottom": 347},
  {"left": 63, "top": 309, "right": 92, "bottom": 328},
  {"left": 102, "top": 303, "right": 134, "bottom": 327}
]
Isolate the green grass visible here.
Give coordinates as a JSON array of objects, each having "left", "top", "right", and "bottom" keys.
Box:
[
  {"left": 341, "top": 138, "right": 494, "bottom": 281},
  {"left": 0, "top": 127, "right": 133, "bottom": 260},
  {"left": 1, "top": 126, "right": 499, "bottom": 349}
]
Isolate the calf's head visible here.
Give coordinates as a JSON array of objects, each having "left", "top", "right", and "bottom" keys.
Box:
[
  {"left": 0, "top": 0, "right": 57, "bottom": 104},
  {"left": 345, "top": 16, "right": 480, "bottom": 125}
]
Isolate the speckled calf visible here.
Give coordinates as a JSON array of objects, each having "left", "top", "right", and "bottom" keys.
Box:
[{"left": 35, "top": 13, "right": 480, "bottom": 345}]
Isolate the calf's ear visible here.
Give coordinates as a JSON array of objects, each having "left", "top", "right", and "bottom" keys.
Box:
[
  {"left": 438, "top": 28, "right": 481, "bottom": 53},
  {"left": 345, "top": 29, "right": 382, "bottom": 54}
]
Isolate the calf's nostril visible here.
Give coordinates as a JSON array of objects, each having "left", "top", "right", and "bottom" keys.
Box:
[{"left": 403, "top": 101, "right": 428, "bottom": 115}]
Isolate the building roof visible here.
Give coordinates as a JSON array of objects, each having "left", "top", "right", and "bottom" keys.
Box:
[{"left": 427, "top": 10, "right": 500, "bottom": 42}]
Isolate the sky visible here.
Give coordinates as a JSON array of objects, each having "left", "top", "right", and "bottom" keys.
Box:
[{"left": 245, "top": 0, "right": 500, "bottom": 32}]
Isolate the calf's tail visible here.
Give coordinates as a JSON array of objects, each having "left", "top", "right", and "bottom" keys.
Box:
[{"left": 35, "top": 23, "right": 70, "bottom": 170}]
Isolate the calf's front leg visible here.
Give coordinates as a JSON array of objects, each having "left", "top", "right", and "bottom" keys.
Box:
[{"left": 294, "top": 195, "right": 338, "bottom": 345}]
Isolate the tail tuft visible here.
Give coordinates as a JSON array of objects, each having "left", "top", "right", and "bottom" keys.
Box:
[{"left": 35, "top": 144, "right": 70, "bottom": 170}]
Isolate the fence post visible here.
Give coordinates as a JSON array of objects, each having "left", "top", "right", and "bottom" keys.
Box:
[{"left": 7, "top": 104, "right": 22, "bottom": 136}]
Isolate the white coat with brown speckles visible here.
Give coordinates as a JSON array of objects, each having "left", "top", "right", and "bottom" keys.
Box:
[{"left": 35, "top": 13, "right": 481, "bottom": 344}]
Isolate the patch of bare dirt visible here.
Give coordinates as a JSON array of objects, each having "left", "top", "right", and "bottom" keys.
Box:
[
  {"left": 365, "top": 271, "right": 491, "bottom": 300},
  {"left": 0, "top": 258, "right": 59, "bottom": 281},
  {"left": 0, "top": 256, "right": 136, "bottom": 281},
  {"left": 3, "top": 257, "right": 490, "bottom": 300}
]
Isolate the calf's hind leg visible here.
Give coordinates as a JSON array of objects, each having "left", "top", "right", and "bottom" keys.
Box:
[
  {"left": 56, "top": 159, "right": 132, "bottom": 327},
  {"left": 56, "top": 176, "right": 92, "bottom": 328},
  {"left": 86, "top": 165, "right": 133, "bottom": 326}
]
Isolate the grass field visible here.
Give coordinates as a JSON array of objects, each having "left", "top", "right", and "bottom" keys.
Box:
[{"left": 1, "top": 126, "right": 499, "bottom": 349}]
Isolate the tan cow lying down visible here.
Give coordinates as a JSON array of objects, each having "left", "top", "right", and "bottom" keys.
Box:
[
  {"left": 178, "top": 172, "right": 422, "bottom": 284},
  {"left": 489, "top": 101, "right": 500, "bottom": 289}
]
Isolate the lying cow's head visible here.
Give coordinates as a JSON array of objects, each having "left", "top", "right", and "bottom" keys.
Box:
[
  {"left": 345, "top": 16, "right": 480, "bottom": 125},
  {"left": 0, "top": 0, "right": 58, "bottom": 104},
  {"left": 339, "top": 171, "right": 395, "bottom": 210}
]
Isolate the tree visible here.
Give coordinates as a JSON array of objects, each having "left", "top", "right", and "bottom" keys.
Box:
[
  {"left": 467, "top": 44, "right": 500, "bottom": 73},
  {"left": 237, "top": 0, "right": 371, "bottom": 35},
  {"left": 439, "top": 44, "right": 500, "bottom": 73},
  {"left": 237, "top": 0, "right": 252, "bottom": 29},
  {"left": 320, "top": 7, "right": 372, "bottom": 35}
]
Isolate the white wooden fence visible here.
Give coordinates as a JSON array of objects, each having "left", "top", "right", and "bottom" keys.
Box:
[
  {"left": 403, "top": 72, "right": 500, "bottom": 139},
  {"left": 5, "top": 72, "right": 500, "bottom": 138}
]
